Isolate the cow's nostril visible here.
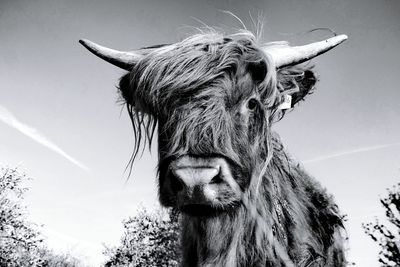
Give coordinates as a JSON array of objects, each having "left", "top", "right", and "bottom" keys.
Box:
[
  {"left": 170, "top": 174, "right": 184, "bottom": 192},
  {"left": 210, "top": 174, "right": 223, "bottom": 184}
]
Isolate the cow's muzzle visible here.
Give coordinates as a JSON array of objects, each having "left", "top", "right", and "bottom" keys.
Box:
[{"left": 167, "top": 155, "right": 242, "bottom": 215}]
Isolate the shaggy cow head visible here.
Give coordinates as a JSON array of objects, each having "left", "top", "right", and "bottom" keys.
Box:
[{"left": 80, "top": 31, "right": 347, "bottom": 217}]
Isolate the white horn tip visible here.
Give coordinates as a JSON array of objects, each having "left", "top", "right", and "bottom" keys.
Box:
[
  {"left": 329, "top": 34, "right": 348, "bottom": 45},
  {"left": 79, "top": 38, "right": 137, "bottom": 70},
  {"left": 79, "top": 39, "right": 98, "bottom": 51}
]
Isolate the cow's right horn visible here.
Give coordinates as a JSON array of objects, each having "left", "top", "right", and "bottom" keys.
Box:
[
  {"left": 264, "top": 34, "right": 348, "bottom": 69},
  {"left": 79, "top": 39, "right": 143, "bottom": 70}
]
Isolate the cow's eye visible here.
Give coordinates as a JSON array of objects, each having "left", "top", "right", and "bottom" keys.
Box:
[{"left": 246, "top": 98, "right": 258, "bottom": 111}]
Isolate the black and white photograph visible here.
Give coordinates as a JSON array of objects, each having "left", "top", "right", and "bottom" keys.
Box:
[{"left": 1, "top": 0, "right": 399, "bottom": 266}]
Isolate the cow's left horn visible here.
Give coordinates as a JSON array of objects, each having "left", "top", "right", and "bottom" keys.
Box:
[
  {"left": 79, "top": 39, "right": 143, "bottom": 70},
  {"left": 265, "top": 34, "right": 348, "bottom": 69}
]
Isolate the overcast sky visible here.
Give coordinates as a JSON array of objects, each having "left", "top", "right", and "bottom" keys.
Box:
[{"left": 1, "top": 0, "right": 400, "bottom": 266}]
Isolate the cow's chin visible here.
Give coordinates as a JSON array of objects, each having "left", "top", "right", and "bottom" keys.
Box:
[{"left": 179, "top": 202, "right": 241, "bottom": 217}]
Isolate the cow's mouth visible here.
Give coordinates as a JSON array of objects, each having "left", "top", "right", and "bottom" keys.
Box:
[{"left": 180, "top": 204, "right": 220, "bottom": 217}]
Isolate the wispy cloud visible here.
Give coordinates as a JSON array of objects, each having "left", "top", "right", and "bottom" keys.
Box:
[
  {"left": 304, "top": 142, "right": 400, "bottom": 164},
  {"left": 0, "top": 105, "right": 90, "bottom": 172}
]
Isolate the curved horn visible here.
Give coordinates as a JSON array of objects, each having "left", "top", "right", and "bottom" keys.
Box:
[
  {"left": 265, "top": 34, "right": 348, "bottom": 69},
  {"left": 79, "top": 39, "right": 143, "bottom": 70}
]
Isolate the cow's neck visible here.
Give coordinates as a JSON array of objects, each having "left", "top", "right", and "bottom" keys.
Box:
[{"left": 181, "top": 180, "right": 294, "bottom": 267}]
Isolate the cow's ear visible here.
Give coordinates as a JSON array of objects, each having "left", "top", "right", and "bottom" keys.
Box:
[
  {"left": 118, "top": 72, "right": 154, "bottom": 115},
  {"left": 119, "top": 73, "right": 132, "bottom": 103},
  {"left": 271, "top": 67, "right": 317, "bottom": 121},
  {"left": 281, "top": 68, "right": 317, "bottom": 106}
]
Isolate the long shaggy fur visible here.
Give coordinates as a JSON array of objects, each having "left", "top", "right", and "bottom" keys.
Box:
[{"left": 117, "top": 29, "right": 346, "bottom": 266}]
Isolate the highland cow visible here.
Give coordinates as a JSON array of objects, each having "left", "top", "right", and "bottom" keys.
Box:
[{"left": 80, "top": 30, "right": 348, "bottom": 266}]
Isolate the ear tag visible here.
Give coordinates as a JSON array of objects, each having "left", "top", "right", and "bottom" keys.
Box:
[{"left": 278, "top": 95, "right": 292, "bottom": 110}]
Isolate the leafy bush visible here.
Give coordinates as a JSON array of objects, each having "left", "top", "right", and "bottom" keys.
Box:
[
  {"left": 363, "top": 183, "right": 400, "bottom": 266},
  {"left": 38, "top": 248, "right": 85, "bottom": 267},
  {"left": 103, "top": 207, "right": 180, "bottom": 267},
  {"left": 0, "top": 166, "right": 84, "bottom": 267},
  {"left": 0, "top": 167, "right": 44, "bottom": 266}
]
